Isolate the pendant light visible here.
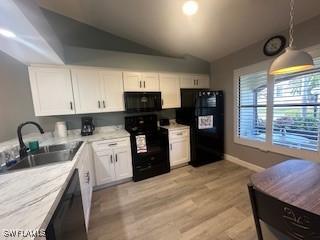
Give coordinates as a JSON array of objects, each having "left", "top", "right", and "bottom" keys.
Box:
[{"left": 269, "top": 0, "right": 314, "bottom": 75}]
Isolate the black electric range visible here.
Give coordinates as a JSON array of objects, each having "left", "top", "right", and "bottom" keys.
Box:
[{"left": 125, "top": 114, "right": 170, "bottom": 181}]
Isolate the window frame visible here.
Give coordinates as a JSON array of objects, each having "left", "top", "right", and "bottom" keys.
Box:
[{"left": 233, "top": 44, "right": 320, "bottom": 161}]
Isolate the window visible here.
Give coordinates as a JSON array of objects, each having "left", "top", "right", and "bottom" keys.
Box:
[
  {"left": 235, "top": 55, "right": 320, "bottom": 160},
  {"left": 273, "top": 68, "right": 320, "bottom": 151},
  {"left": 238, "top": 71, "right": 267, "bottom": 142}
]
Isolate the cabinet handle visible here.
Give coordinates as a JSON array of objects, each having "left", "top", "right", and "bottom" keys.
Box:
[
  {"left": 110, "top": 155, "right": 113, "bottom": 163},
  {"left": 86, "top": 171, "right": 90, "bottom": 184},
  {"left": 161, "top": 99, "right": 164, "bottom": 106},
  {"left": 170, "top": 144, "right": 172, "bottom": 150},
  {"left": 108, "top": 143, "right": 117, "bottom": 146},
  {"left": 70, "top": 101, "right": 73, "bottom": 110},
  {"left": 98, "top": 101, "right": 101, "bottom": 108},
  {"left": 194, "top": 79, "right": 196, "bottom": 86},
  {"left": 103, "top": 100, "right": 106, "bottom": 108},
  {"left": 176, "top": 132, "right": 183, "bottom": 136},
  {"left": 143, "top": 81, "right": 146, "bottom": 88},
  {"left": 139, "top": 81, "right": 142, "bottom": 88},
  {"left": 115, "top": 154, "right": 118, "bottom": 162}
]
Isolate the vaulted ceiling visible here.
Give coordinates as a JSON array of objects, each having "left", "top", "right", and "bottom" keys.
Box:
[{"left": 37, "top": 0, "right": 320, "bottom": 62}]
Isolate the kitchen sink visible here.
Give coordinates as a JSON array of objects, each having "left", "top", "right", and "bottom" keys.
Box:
[
  {"left": 1, "top": 141, "right": 83, "bottom": 173},
  {"left": 33, "top": 142, "right": 83, "bottom": 154}
]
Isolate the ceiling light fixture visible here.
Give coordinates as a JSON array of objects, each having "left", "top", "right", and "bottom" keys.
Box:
[
  {"left": 182, "top": 0, "right": 199, "bottom": 16},
  {"left": 0, "top": 28, "right": 16, "bottom": 38},
  {"left": 269, "top": 0, "right": 314, "bottom": 75}
]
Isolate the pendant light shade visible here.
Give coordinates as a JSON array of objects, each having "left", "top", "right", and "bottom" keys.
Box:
[
  {"left": 269, "top": 0, "right": 314, "bottom": 76},
  {"left": 269, "top": 47, "right": 314, "bottom": 75}
]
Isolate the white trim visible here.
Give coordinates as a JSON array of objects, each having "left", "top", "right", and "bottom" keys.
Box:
[
  {"left": 233, "top": 60, "right": 271, "bottom": 150},
  {"left": 224, "top": 154, "right": 265, "bottom": 172},
  {"left": 29, "top": 63, "right": 211, "bottom": 77}
]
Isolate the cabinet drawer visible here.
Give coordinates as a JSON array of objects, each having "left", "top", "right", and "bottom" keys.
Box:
[
  {"left": 92, "top": 137, "right": 130, "bottom": 152},
  {"left": 169, "top": 129, "right": 189, "bottom": 140}
]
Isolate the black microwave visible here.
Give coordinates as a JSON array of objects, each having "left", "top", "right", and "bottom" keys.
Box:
[{"left": 124, "top": 92, "right": 162, "bottom": 113}]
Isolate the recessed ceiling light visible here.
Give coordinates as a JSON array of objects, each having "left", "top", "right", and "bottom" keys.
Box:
[
  {"left": 0, "top": 28, "right": 16, "bottom": 38},
  {"left": 182, "top": 0, "right": 199, "bottom": 16}
]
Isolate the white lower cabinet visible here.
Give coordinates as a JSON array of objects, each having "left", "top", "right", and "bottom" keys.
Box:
[
  {"left": 77, "top": 144, "right": 93, "bottom": 231},
  {"left": 168, "top": 128, "right": 190, "bottom": 167},
  {"left": 92, "top": 137, "right": 133, "bottom": 185},
  {"left": 94, "top": 149, "right": 115, "bottom": 184},
  {"left": 113, "top": 147, "right": 133, "bottom": 180}
]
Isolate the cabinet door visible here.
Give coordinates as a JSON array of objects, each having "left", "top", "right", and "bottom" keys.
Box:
[
  {"left": 123, "top": 71, "right": 142, "bottom": 91},
  {"left": 28, "top": 67, "right": 75, "bottom": 116},
  {"left": 100, "top": 70, "right": 125, "bottom": 112},
  {"left": 80, "top": 145, "right": 92, "bottom": 230},
  {"left": 94, "top": 150, "right": 116, "bottom": 185},
  {"left": 77, "top": 146, "right": 90, "bottom": 231},
  {"left": 159, "top": 74, "right": 181, "bottom": 109},
  {"left": 195, "top": 75, "right": 210, "bottom": 89},
  {"left": 114, "top": 147, "right": 133, "bottom": 180},
  {"left": 141, "top": 72, "right": 159, "bottom": 91},
  {"left": 180, "top": 74, "right": 196, "bottom": 88},
  {"left": 169, "top": 138, "right": 190, "bottom": 167},
  {"left": 71, "top": 69, "right": 103, "bottom": 114}
]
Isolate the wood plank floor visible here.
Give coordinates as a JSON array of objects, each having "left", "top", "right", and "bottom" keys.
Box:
[{"left": 88, "top": 160, "right": 257, "bottom": 240}]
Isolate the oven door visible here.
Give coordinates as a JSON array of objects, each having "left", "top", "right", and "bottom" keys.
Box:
[{"left": 124, "top": 92, "right": 162, "bottom": 113}]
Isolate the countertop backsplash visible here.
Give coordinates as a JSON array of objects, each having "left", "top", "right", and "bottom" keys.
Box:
[{"left": 0, "top": 125, "right": 125, "bottom": 166}]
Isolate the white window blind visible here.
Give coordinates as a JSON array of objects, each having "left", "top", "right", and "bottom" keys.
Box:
[
  {"left": 238, "top": 71, "right": 267, "bottom": 141},
  {"left": 272, "top": 57, "right": 320, "bottom": 151}
]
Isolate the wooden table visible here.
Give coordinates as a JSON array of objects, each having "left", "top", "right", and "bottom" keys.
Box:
[{"left": 249, "top": 159, "right": 320, "bottom": 240}]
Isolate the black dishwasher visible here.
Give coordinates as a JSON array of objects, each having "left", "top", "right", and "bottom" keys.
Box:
[{"left": 46, "top": 169, "right": 87, "bottom": 240}]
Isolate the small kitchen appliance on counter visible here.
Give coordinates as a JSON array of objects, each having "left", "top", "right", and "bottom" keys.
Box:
[
  {"left": 159, "top": 118, "right": 170, "bottom": 126},
  {"left": 81, "top": 117, "right": 95, "bottom": 136},
  {"left": 54, "top": 121, "right": 68, "bottom": 138}
]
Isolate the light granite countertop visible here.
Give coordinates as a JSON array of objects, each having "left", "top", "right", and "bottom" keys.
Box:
[{"left": 0, "top": 126, "right": 130, "bottom": 240}]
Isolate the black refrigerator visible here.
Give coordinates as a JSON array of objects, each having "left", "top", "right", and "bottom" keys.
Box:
[{"left": 176, "top": 90, "right": 224, "bottom": 167}]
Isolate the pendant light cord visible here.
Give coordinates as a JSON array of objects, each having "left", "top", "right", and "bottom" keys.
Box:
[{"left": 289, "top": 0, "right": 295, "bottom": 47}]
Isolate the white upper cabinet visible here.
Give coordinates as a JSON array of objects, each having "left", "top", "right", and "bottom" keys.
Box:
[
  {"left": 72, "top": 69, "right": 125, "bottom": 114},
  {"left": 123, "top": 71, "right": 159, "bottom": 92},
  {"left": 28, "top": 65, "right": 210, "bottom": 116},
  {"left": 28, "top": 67, "right": 75, "bottom": 116},
  {"left": 72, "top": 69, "right": 103, "bottom": 114},
  {"left": 180, "top": 74, "right": 210, "bottom": 89},
  {"left": 159, "top": 73, "right": 181, "bottom": 109},
  {"left": 100, "top": 70, "right": 124, "bottom": 112},
  {"left": 123, "top": 71, "right": 141, "bottom": 91},
  {"left": 196, "top": 75, "right": 210, "bottom": 88},
  {"left": 141, "top": 72, "right": 159, "bottom": 91}
]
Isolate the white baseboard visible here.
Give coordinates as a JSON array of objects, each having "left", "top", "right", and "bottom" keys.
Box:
[{"left": 224, "top": 154, "right": 265, "bottom": 172}]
